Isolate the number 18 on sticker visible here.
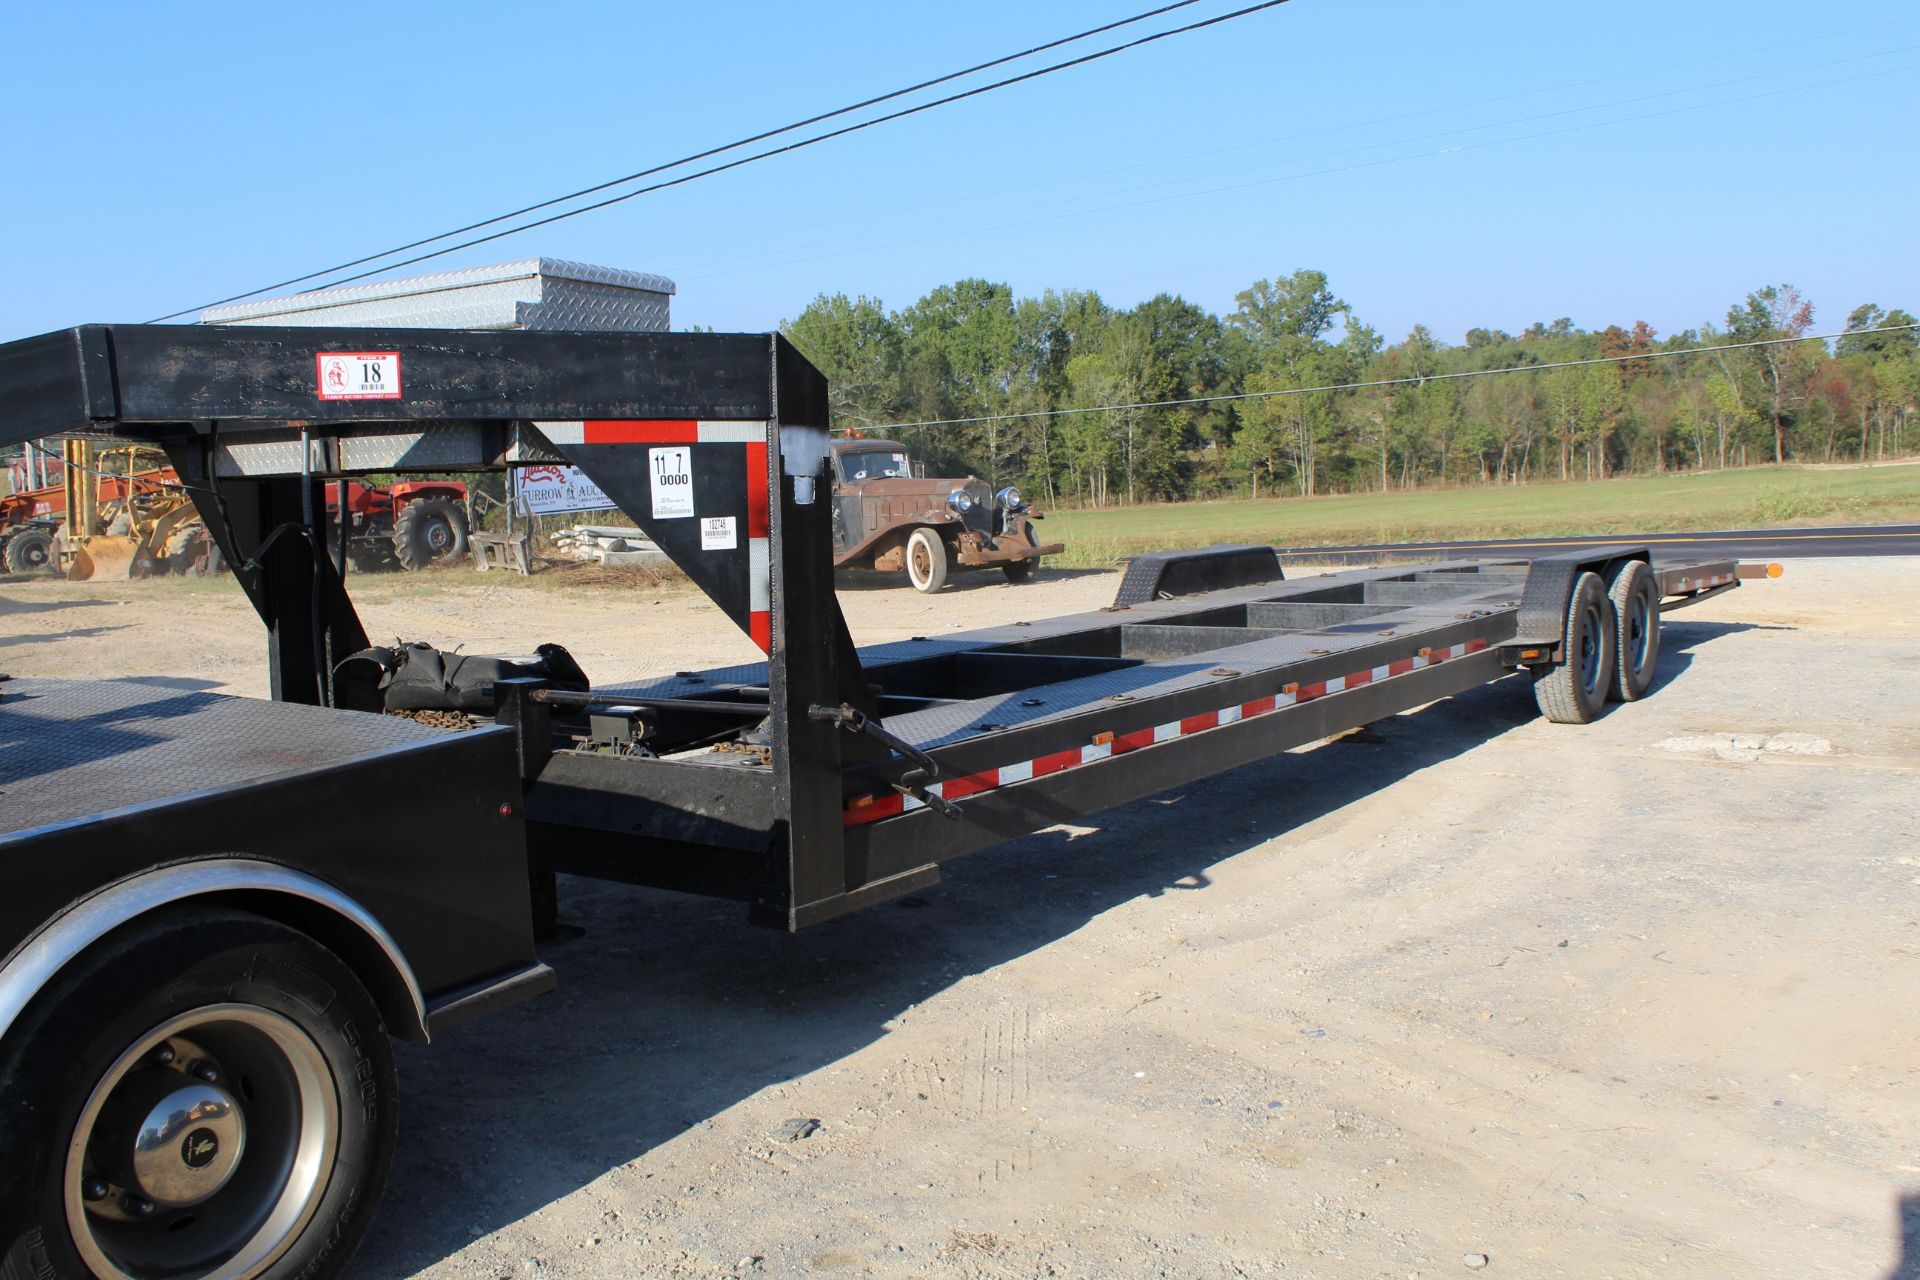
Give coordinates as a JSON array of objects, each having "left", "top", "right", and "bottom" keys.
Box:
[{"left": 649, "top": 447, "right": 694, "bottom": 518}]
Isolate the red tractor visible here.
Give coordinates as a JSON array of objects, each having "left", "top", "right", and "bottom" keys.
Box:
[
  {"left": 330, "top": 478, "right": 470, "bottom": 571},
  {"left": 2, "top": 449, "right": 468, "bottom": 575}
]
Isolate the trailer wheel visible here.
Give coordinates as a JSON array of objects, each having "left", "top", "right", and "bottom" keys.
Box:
[
  {"left": 392, "top": 497, "right": 469, "bottom": 571},
  {"left": 0, "top": 909, "right": 396, "bottom": 1280},
  {"left": 4, "top": 526, "right": 55, "bottom": 574},
  {"left": 905, "top": 527, "right": 948, "bottom": 593},
  {"left": 1607, "top": 560, "right": 1661, "bottom": 702},
  {"left": 1531, "top": 570, "right": 1616, "bottom": 725}
]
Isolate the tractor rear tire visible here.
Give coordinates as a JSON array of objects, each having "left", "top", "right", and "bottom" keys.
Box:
[
  {"left": 4, "top": 527, "right": 55, "bottom": 574},
  {"left": 392, "top": 497, "right": 469, "bottom": 571},
  {"left": 1532, "top": 570, "right": 1616, "bottom": 725},
  {"left": 1607, "top": 560, "right": 1661, "bottom": 701},
  {"left": 905, "top": 527, "right": 948, "bottom": 593}
]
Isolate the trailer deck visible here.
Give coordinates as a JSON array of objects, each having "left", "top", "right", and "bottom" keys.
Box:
[{"left": 0, "top": 676, "right": 450, "bottom": 835}]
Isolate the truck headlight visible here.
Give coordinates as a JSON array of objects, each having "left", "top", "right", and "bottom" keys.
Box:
[
  {"left": 947, "top": 490, "right": 973, "bottom": 513},
  {"left": 995, "top": 486, "right": 1023, "bottom": 510}
]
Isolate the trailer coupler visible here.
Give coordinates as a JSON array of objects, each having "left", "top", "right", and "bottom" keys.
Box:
[{"left": 809, "top": 703, "right": 963, "bottom": 819}]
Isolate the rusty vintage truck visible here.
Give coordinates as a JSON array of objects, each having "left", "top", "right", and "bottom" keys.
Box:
[{"left": 829, "top": 439, "right": 1063, "bottom": 591}]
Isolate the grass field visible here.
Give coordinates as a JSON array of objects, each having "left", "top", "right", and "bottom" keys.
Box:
[{"left": 1043, "top": 462, "right": 1920, "bottom": 567}]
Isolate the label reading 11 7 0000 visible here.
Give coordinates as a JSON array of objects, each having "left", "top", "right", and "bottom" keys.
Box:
[{"left": 649, "top": 447, "right": 694, "bottom": 518}]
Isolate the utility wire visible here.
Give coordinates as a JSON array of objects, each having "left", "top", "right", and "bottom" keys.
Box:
[
  {"left": 153, "top": 1, "right": 1292, "bottom": 318},
  {"left": 852, "top": 324, "right": 1920, "bottom": 435},
  {"left": 149, "top": 0, "right": 1248, "bottom": 322}
]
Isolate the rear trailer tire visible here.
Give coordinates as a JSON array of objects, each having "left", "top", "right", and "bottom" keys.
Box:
[
  {"left": 392, "top": 497, "right": 469, "bottom": 571},
  {"left": 1607, "top": 560, "right": 1661, "bottom": 701},
  {"left": 0, "top": 909, "right": 397, "bottom": 1280},
  {"left": 905, "top": 527, "right": 948, "bottom": 593},
  {"left": 4, "top": 526, "right": 55, "bottom": 574},
  {"left": 1532, "top": 570, "right": 1616, "bottom": 725}
]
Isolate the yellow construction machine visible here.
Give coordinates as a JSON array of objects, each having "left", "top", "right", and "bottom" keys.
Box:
[{"left": 59, "top": 442, "right": 212, "bottom": 580}]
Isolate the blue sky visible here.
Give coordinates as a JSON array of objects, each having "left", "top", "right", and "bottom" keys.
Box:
[{"left": 2, "top": 1, "right": 1913, "bottom": 346}]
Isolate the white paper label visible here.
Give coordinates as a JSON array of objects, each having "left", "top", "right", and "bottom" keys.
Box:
[
  {"left": 316, "top": 352, "right": 401, "bottom": 401},
  {"left": 700, "top": 515, "right": 737, "bottom": 550},
  {"left": 649, "top": 447, "right": 694, "bottom": 518}
]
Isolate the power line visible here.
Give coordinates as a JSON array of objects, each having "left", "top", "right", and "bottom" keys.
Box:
[
  {"left": 149, "top": 0, "right": 1281, "bottom": 322},
  {"left": 852, "top": 324, "right": 1920, "bottom": 435}
]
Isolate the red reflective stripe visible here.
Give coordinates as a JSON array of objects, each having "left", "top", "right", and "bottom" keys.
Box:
[
  {"left": 1464, "top": 637, "right": 1489, "bottom": 653},
  {"left": 582, "top": 419, "right": 698, "bottom": 444},
  {"left": 1388, "top": 658, "right": 1416, "bottom": 677},
  {"left": 1346, "top": 668, "right": 1374, "bottom": 687},
  {"left": 749, "top": 610, "right": 772, "bottom": 654},
  {"left": 1241, "top": 695, "right": 1276, "bottom": 718},
  {"left": 1032, "top": 749, "right": 1080, "bottom": 777},
  {"left": 844, "top": 792, "right": 905, "bottom": 827},
  {"left": 1113, "top": 727, "right": 1155, "bottom": 753},
  {"left": 942, "top": 770, "right": 999, "bottom": 800},
  {"left": 745, "top": 441, "right": 771, "bottom": 538},
  {"left": 1180, "top": 712, "right": 1217, "bottom": 735},
  {"left": 1297, "top": 681, "right": 1327, "bottom": 702}
]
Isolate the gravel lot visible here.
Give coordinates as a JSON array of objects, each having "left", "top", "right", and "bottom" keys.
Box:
[{"left": 3, "top": 558, "right": 1915, "bottom": 1279}]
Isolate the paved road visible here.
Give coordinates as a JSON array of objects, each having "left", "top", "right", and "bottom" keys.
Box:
[{"left": 1274, "top": 522, "right": 1920, "bottom": 565}]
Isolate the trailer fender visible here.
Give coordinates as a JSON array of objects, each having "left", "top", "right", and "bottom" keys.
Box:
[
  {"left": 1507, "top": 546, "right": 1652, "bottom": 659},
  {"left": 0, "top": 858, "right": 430, "bottom": 1052}
]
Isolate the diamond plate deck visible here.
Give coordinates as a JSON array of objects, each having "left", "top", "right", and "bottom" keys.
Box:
[
  {"left": 594, "top": 561, "right": 1527, "bottom": 751},
  {"left": 0, "top": 678, "right": 449, "bottom": 837}
]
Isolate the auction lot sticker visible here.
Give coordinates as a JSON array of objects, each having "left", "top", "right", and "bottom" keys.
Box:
[
  {"left": 316, "top": 352, "right": 402, "bottom": 401},
  {"left": 650, "top": 447, "right": 694, "bottom": 517}
]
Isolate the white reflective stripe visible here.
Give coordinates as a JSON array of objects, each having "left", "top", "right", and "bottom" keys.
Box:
[
  {"left": 1082, "top": 742, "right": 1113, "bottom": 763},
  {"left": 748, "top": 538, "right": 771, "bottom": 611},
  {"left": 1218, "top": 705, "right": 1241, "bottom": 724},
  {"left": 1411, "top": 654, "right": 1429, "bottom": 670},
  {"left": 1326, "top": 676, "right": 1348, "bottom": 693},
  {"left": 901, "top": 793, "right": 926, "bottom": 812},
  {"left": 1276, "top": 691, "right": 1298, "bottom": 707},
  {"left": 535, "top": 420, "right": 585, "bottom": 445},
  {"left": 696, "top": 420, "right": 768, "bottom": 444},
  {"left": 924, "top": 781, "right": 945, "bottom": 798},
  {"left": 999, "top": 759, "right": 1034, "bottom": 784},
  {"left": 1153, "top": 721, "right": 1180, "bottom": 743},
  {"left": 1372, "top": 665, "right": 1390, "bottom": 682}
]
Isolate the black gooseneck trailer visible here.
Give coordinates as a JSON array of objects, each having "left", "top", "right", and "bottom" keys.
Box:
[{"left": 0, "top": 324, "right": 1768, "bottom": 1279}]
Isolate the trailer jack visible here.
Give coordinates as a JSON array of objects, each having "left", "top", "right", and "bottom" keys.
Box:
[{"left": 809, "top": 703, "right": 962, "bottom": 819}]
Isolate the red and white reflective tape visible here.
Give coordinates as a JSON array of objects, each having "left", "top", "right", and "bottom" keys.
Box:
[
  {"left": 536, "top": 419, "right": 775, "bottom": 653},
  {"left": 844, "top": 638, "right": 1492, "bottom": 826},
  {"left": 1670, "top": 571, "right": 1734, "bottom": 592},
  {"left": 535, "top": 419, "right": 767, "bottom": 446}
]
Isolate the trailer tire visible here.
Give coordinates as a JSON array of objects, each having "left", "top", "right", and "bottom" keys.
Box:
[
  {"left": 0, "top": 909, "right": 396, "bottom": 1280},
  {"left": 392, "top": 497, "right": 469, "bottom": 571},
  {"left": 1532, "top": 570, "right": 1615, "bottom": 725},
  {"left": 1607, "top": 560, "right": 1661, "bottom": 701},
  {"left": 3, "top": 526, "right": 55, "bottom": 574},
  {"left": 905, "top": 527, "right": 948, "bottom": 593}
]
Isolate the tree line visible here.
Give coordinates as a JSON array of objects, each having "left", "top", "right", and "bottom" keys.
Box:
[{"left": 781, "top": 272, "right": 1919, "bottom": 505}]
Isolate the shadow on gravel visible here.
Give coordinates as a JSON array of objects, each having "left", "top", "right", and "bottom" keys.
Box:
[
  {"left": 353, "top": 628, "right": 1739, "bottom": 1275},
  {"left": 834, "top": 566, "right": 1110, "bottom": 594}
]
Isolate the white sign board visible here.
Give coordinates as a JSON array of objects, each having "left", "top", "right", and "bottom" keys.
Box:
[{"left": 517, "top": 465, "right": 615, "bottom": 516}]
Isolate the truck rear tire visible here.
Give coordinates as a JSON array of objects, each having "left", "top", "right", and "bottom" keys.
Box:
[
  {"left": 1532, "top": 570, "right": 1615, "bottom": 725},
  {"left": 1608, "top": 560, "right": 1660, "bottom": 701},
  {"left": 3, "top": 527, "right": 54, "bottom": 574},
  {"left": 0, "top": 909, "right": 396, "bottom": 1280},
  {"left": 392, "top": 497, "right": 469, "bottom": 571},
  {"left": 905, "top": 527, "right": 948, "bottom": 593},
  {"left": 1001, "top": 557, "right": 1034, "bottom": 584}
]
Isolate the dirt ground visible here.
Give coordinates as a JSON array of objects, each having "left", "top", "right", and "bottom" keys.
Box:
[{"left": 3, "top": 559, "right": 1917, "bottom": 1279}]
